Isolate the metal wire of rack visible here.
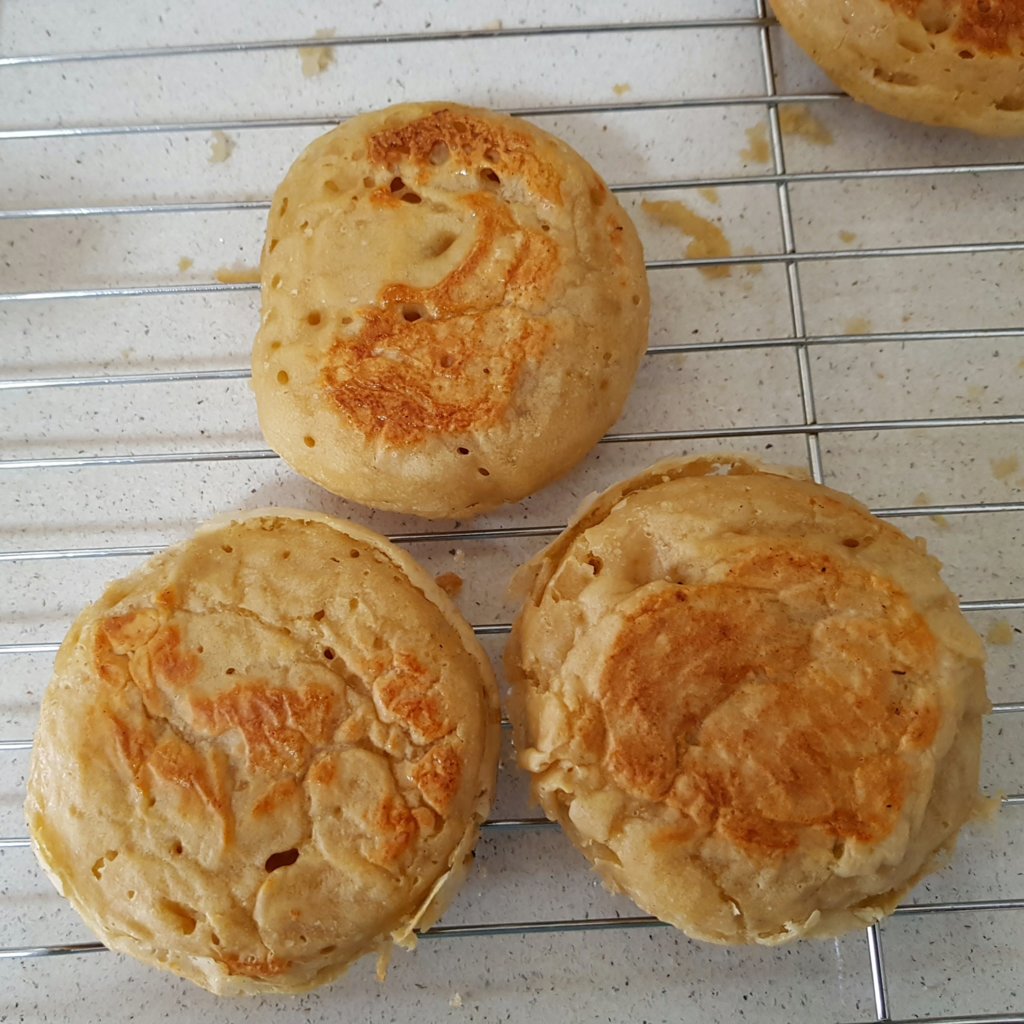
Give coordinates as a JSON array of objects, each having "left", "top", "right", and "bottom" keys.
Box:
[{"left": 1, "top": 3, "right": 1022, "bottom": 1022}]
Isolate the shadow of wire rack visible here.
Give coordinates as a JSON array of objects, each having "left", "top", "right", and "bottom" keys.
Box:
[{"left": 1, "top": 1, "right": 1022, "bottom": 1021}]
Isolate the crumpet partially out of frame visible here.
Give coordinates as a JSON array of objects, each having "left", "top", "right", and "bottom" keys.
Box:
[
  {"left": 252, "top": 102, "right": 649, "bottom": 519},
  {"left": 507, "top": 454, "right": 989, "bottom": 944},
  {"left": 27, "top": 510, "right": 500, "bottom": 995},
  {"left": 772, "top": 0, "right": 1024, "bottom": 136}
]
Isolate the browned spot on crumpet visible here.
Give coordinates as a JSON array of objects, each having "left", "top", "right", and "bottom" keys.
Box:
[
  {"left": 597, "top": 549, "right": 940, "bottom": 857},
  {"left": 95, "top": 610, "right": 162, "bottom": 687},
  {"left": 885, "top": 0, "right": 1024, "bottom": 54},
  {"left": 93, "top": 630, "right": 131, "bottom": 687},
  {"left": 192, "top": 682, "right": 341, "bottom": 775},
  {"left": 323, "top": 192, "right": 555, "bottom": 445},
  {"left": 148, "top": 733, "right": 231, "bottom": 822},
  {"left": 252, "top": 778, "right": 301, "bottom": 818},
  {"left": 375, "top": 795, "right": 420, "bottom": 864},
  {"left": 100, "top": 609, "right": 160, "bottom": 654},
  {"left": 149, "top": 625, "right": 201, "bottom": 689},
  {"left": 366, "top": 107, "right": 564, "bottom": 205},
  {"left": 600, "top": 587, "right": 806, "bottom": 803},
  {"left": 411, "top": 740, "right": 463, "bottom": 815},
  {"left": 572, "top": 701, "right": 607, "bottom": 754},
  {"left": 374, "top": 654, "right": 453, "bottom": 744},
  {"left": 218, "top": 953, "right": 294, "bottom": 979},
  {"left": 110, "top": 714, "right": 156, "bottom": 782},
  {"left": 310, "top": 757, "right": 336, "bottom": 787}
]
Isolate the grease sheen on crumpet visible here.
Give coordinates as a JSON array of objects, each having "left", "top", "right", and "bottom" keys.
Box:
[
  {"left": 26, "top": 511, "right": 500, "bottom": 995},
  {"left": 252, "top": 102, "right": 650, "bottom": 519},
  {"left": 772, "top": 0, "right": 1024, "bottom": 136},
  {"left": 506, "top": 454, "right": 989, "bottom": 944}
]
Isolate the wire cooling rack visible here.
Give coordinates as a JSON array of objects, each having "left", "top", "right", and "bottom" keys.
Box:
[{"left": 1, "top": 2, "right": 1022, "bottom": 1021}]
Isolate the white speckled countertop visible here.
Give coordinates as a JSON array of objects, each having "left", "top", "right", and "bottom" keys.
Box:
[{"left": 1, "top": 2, "right": 1022, "bottom": 1021}]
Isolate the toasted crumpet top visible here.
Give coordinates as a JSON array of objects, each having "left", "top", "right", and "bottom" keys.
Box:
[
  {"left": 771, "top": 0, "right": 1024, "bottom": 135},
  {"left": 27, "top": 511, "right": 500, "bottom": 995},
  {"left": 886, "top": 0, "right": 1024, "bottom": 53},
  {"left": 252, "top": 102, "right": 649, "bottom": 518},
  {"left": 506, "top": 454, "right": 988, "bottom": 944}
]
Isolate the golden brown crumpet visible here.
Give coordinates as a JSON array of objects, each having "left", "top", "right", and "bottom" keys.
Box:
[
  {"left": 252, "top": 102, "right": 650, "bottom": 519},
  {"left": 26, "top": 511, "right": 500, "bottom": 995},
  {"left": 771, "top": 0, "right": 1024, "bottom": 135},
  {"left": 506, "top": 454, "right": 989, "bottom": 944}
]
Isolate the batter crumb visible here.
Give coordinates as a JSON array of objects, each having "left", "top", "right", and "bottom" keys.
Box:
[
  {"left": 215, "top": 265, "right": 261, "bottom": 284},
  {"left": 844, "top": 317, "right": 873, "bottom": 335},
  {"left": 435, "top": 572, "right": 464, "bottom": 598},
  {"left": 698, "top": 187, "right": 721, "bottom": 205},
  {"left": 376, "top": 946, "right": 391, "bottom": 982},
  {"left": 779, "top": 104, "right": 834, "bottom": 145},
  {"left": 177, "top": 257, "right": 194, "bottom": 273},
  {"left": 839, "top": 230, "right": 858, "bottom": 244},
  {"left": 986, "top": 619, "right": 1015, "bottom": 645},
  {"left": 450, "top": 992, "right": 464, "bottom": 1009},
  {"left": 642, "top": 199, "right": 732, "bottom": 280},
  {"left": 612, "top": 83, "right": 632, "bottom": 96},
  {"left": 299, "top": 28, "right": 336, "bottom": 77},
  {"left": 208, "top": 130, "right": 236, "bottom": 164},
  {"left": 929, "top": 514, "right": 950, "bottom": 530},
  {"left": 913, "top": 491, "right": 932, "bottom": 506},
  {"left": 991, "top": 454, "right": 1020, "bottom": 481},
  {"left": 965, "top": 384, "right": 986, "bottom": 402},
  {"left": 740, "top": 122, "right": 770, "bottom": 164}
]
